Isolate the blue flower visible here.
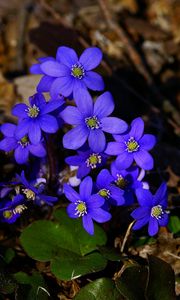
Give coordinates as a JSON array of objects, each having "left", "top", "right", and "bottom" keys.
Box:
[
  {"left": 17, "top": 171, "right": 57, "bottom": 206},
  {"left": 0, "top": 194, "right": 25, "bottom": 223},
  {"left": 0, "top": 123, "right": 46, "bottom": 164},
  {"left": 65, "top": 146, "right": 107, "bottom": 178},
  {"left": 64, "top": 176, "right": 111, "bottom": 235},
  {"left": 131, "top": 183, "right": 169, "bottom": 236},
  {"left": 61, "top": 91, "right": 128, "bottom": 152},
  {"left": 105, "top": 117, "right": 156, "bottom": 170},
  {"left": 110, "top": 162, "right": 147, "bottom": 205},
  {"left": 95, "top": 169, "right": 125, "bottom": 206},
  {"left": 12, "top": 93, "right": 64, "bottom": 144},
  {"left": 31, "top": 47, "right": 104, "bottom": 107}
]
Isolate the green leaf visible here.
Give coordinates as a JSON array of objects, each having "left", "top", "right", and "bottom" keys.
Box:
[
  {"left": 14, "top": 271, "right": 49, "bottom": 300},
  {"left": 146, "top": 255, "right": 176, "bottom": 300},
  {"left": 115, "top": 264, "right": 148, "bottom": 300},
  {"left": 168, "top": 216, "right": 180, "bottom": 234},
  {"left": 20, "top": 209, "right": 107, "bottom": 280},
  {"left": 4, "top": 248, "right": 15, "bottom": 264},
  {"left": 98, "top": 246, "right": 123, "bottom": 261},
  {"left": 53, "top": 209, "right": 107, "bottom": 255},
  {"left": 51, "top": 252, "right": 107, "bottom": 281},
  {"left": 74, "top": 278, "right": 123, "bottom": 300}
]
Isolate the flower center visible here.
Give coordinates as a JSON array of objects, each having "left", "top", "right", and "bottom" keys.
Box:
[
  {"left": 13, "top": 204, "right": 27, "bottom": 214},
  {"left": 3, "top": 210, "right": 13, "bottom": 219},
  {"left": 26, "top": 104, "right": 40, "bottom": 118},
  {"left": 85, "top": 116, "right": 100, "bottom": 129},
  {"left": 75, "top": 200, "right": 87, "bottom": 217},
  {"left": 19, "top": 135, "right": 29, "bottom": 148},
  {"left": 151, "top": 205, "right": 164, "bottom": 219},
  {"left": 98, "top": 188, "right": 111, "bottom": 198},
  {"left": 125, "top": 137, "right": 139, "bottom": 152},
  {"left": 71, "top": 63, "right": 85, "bottom": 79},
  {"left": 86, "top": 153, "right": 102, "bottom": 169},
  {"left": 115, "top": 174, "right": 128, "bottom": 189},
  {"left": 22, "top": 188, "right": 36, "bottom": 200}
]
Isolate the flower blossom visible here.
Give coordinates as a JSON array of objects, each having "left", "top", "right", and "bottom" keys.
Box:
[
  {"left": 64, "top": 176, "right": 111, "bottom": 235},
  {"left": 105, "top": 117, "right": 156, "bottom": 170},
  {"left": 131, "top": 183, "right": 169, "bottom": 236},
  {"left": 61, "top": 91, "right": 128, "bottom": 152},
  {"left": 12, "top": 93, "right": 64, "bottom": 144}
]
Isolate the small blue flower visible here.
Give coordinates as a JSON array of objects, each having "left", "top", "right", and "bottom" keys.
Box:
[
  {"left": 12, "top": 93, "right": 64, "bottom": 144},
  {"left": 105, "top": 117, "right": 156, "bottom": 170},
  {"left": 131, "top": 183, "right": 169, "bottom": 236},
  {"left": 95, "top": 169, "right": 125, "bottom": 206},
  {"left": 65, "top": 146, "right": 107, "bottom": 178},
  {"left": 31, "top": 46, "right": 104, "bottom": 107},
  {"left": 17, "top": 171, "right": 57, "bottom": 206},
  {"left": 110, "top": 162, "right": 147, "bottom": 205},
  {"left": 0, "top": 123, "right": 46, "bottom": 164},
  {"left": 0, "top": 194, "right": 25, "bottom": 223},
  {"left": 64, "top": 176, "right": 111, "bottom": 235},
  {"left": 61, "top": 91, "right": 128, "bottom": 152}
]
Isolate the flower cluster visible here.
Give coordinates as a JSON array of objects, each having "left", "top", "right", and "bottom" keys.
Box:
[{"left": 0, "top": 45, "right": 169, "bottom": 237}]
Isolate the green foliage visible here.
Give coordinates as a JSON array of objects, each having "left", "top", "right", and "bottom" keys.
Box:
[
  {"left": 20, "top": 209, "right": 108, "bottom": 280},
  {"left": 168, "top": 216, "right": 180, "bottom": 234},
  {"left": 14, "top": 271, "right": 49, "bottom": 300},
  {"left": 74, "top": 256, "right": 176, "bottom": 300}
]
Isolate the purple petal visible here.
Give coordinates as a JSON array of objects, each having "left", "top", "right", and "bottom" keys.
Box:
[
  {"left": 1, "top": 123, "right": 16, "bottom": 137},
  {"left": 115, "top": 152, "right": 134, "bottom": 169},
  {"left": 60, "top": 106, "right": 82, "bottom": 125},
  {"left": 30, "top": 93, "right": 46, "bottom": 109},
  {"left": 96, "top": 169, "right": 114, "bottom": 187},
  {"left": 65, "top": 155, "right": 84, "bottom": 166},
  {"left": 88, "top": 129, "right": 106, "bottom": 152},
  {"left": 67, "top": 203, "right": 79, "bottom": 218},
  {"left": 30, "top": 63, "right": 44, "bottom": 74},
  {"left": 94, "top": 92, "right": 114, "bottom": 118},
  {"left": 113, "top": 133, "right": 130, "bottom": 143},
  {"left": 82, "top": 215, "right": 94, "bottom": 235},
  {"left": 153, "top": 182, "right": 167, "bottom": 206},
  {"left": 64, "top": 184, "right": 80, "bottom": 202},
  {"left": 29, "top": 143, "right": 46, "bottom": 157},
  {"left": 139, "top": 134, "right": 156, "bottom": 150},
  {"left": 89, "top": 208, "right": 111, "bottom": 223},
  {"left": 12, "top": 103, "right": 28, "bottom": 118},
  {"left": 39, "top": 115, "right": 58, "bottom": 133},
  {"left": 83, "top": 71, "right": 104, "bottom": 91},
  {"left": 158, "top": 213, "right": 169, "bottom": 226},
  {"left": 129, "top": 117, "right": 144, "bottom": 140},
  {"left": 77, "top": 164, "right": 90, "bottom": 179},
  {"left": 131, "top": 207, "right": 150, "bottom": 219},
  {"left": 28, "top": 121, "right": 41, "bottom": 144},
  {"left": 133, "top": 216, "right": 149, "bottom": 230},
  {"left": 38, "top": 57, "right": 55, "bottom": 63},
  {"left": 135, "top": 188, "right": 153, "bottom": 206},
  {"left": 101, "top": 117, "right": 128, "bottom": 134},
  {"left": 134, "top": 150, "right": 154, "bottom": 170},
  {"left": 41, "top": 98, "right": 64, "bottom": 115},
  {"left": 0, "top": 137, "right": 17, "bottom": 151},
  {"left": 14, "top": 146, "right": 29, "bottom": 164},
  {"left": 73, "top": 81, "right": 93, "bottom": 116},
  {"left": 80, "top": 176, "right": 93, "bottom": 200},
  {"left": 87, "top": 194, "right": 105, "bottom": 208},
  {"left": 50, "top": 76, "right": 74, "bottom": 98},
  {"left": 105, "top": 142, "right": 125, "bottom": 155},
  {"left": 148, "top": 217, "right": 159, "bottom": 236},
  {"left": 56, "top": 46, "right": 78, "bottom": 67},
  {"left": 38, "top": 195, "right": 57, "bottom": 205},
  {"left": 37, "top": 76, "right": 55, "bottom": 93},
  {"left": 15, "top": 119, "right": 30, "bottom": 140},
  {"left": 79, "top": 47, "right": 103, "bottom": 71},
  {"left": 109, "top": 185, "right": 125, "bottom": 205},
  {"left": 63, "top": 125, "right": 88, "bottom": 150},
  {"left": 40, "top": 61, "right": 69, "bottom": 77}
]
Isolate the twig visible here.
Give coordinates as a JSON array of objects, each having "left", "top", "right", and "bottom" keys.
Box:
[{"left": 120, "top": 221, "right": 135, "bottom": 253}]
